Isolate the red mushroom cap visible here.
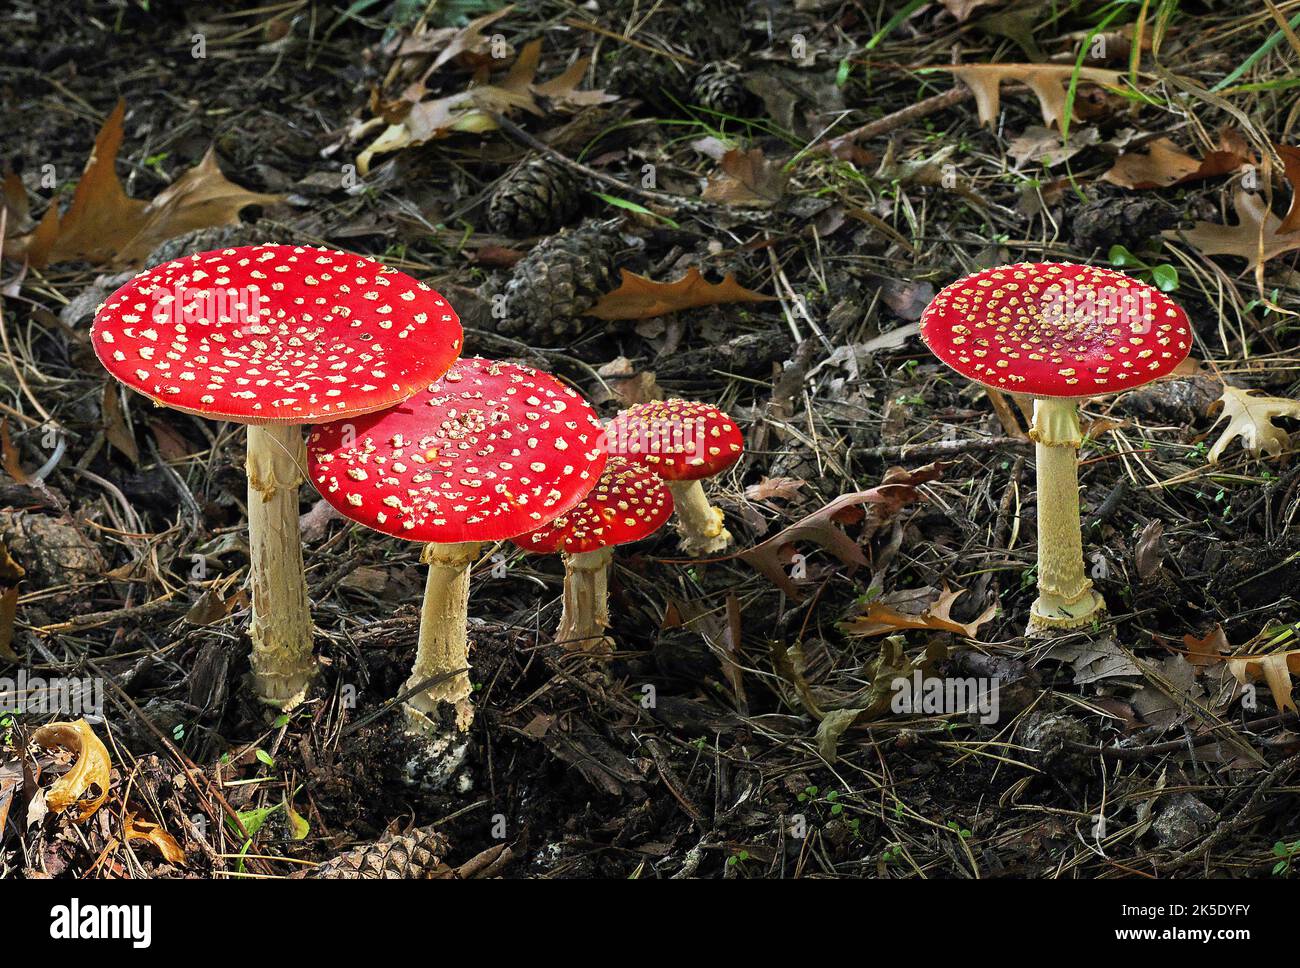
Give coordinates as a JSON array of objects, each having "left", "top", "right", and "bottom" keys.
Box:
[
  {"left": 606, "top": 399, "right": 744, "bottom": 481},
  {"left": 920, "top": 262, "right": 1192, "bottom": 397},
  {"left": 91, "top": 244, "right": 463, "bottom": 423},
  {"left": 512, "top": 456, "right": 674, "bottom": 555},
  {"left": 306, "top": 357, "right": 608, "bottom": 544}
]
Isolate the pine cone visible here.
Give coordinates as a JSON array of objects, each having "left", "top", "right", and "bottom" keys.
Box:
[
  {"left": 691, "top": 62, "right": 748, "bottom": 116},
  {"left": 145, "top": 222, "right": 276, "bottom": 266},
  {"left": 306, "top": 826, "right": 451, "bottom": 879},
  {"left": 607, "top": 56, "right": 691, "bottom": 115},
  {"left": 487, "top": 155, "right": 584, "bottom": 238},
  {"left": 496, "top": 219, "right": 621, "bottom": 343}
]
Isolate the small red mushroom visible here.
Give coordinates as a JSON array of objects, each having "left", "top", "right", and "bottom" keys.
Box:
[
  {"left": 513, "top": 456, "right": 673, "bottom": 653},
  {"left": 921, "top": 262, "right": 1192, "bottom": 634},
  {"left": 306, "top": 357, "right": 607, "bottom": 736},
  {"left": 607, "top": 399, "right": 744, "bottom": 555},
  {"left": 92, "top": 244, "right": 462, "bottom": 707}
]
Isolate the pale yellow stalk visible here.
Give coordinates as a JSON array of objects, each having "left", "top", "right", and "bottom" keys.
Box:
[
  {"left": 556, "top": 546, "right": 614, "bottom": 653},
  {"left": 246, "top": 423, "right": 316, "bottom": 708},
  {"left": 404, "top": 541, "right": 481, "bottom": 734},
  {"left": 1028, "top": 397, "right": 1107, "bottom": 635}
]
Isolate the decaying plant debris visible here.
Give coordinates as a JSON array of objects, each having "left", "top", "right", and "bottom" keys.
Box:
[{"left": 1, "top": 1, "right": 1300, "bottom": 881}]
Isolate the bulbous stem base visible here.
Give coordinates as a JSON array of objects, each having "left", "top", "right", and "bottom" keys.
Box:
[
  {"left": 404, "top": 541, "right": 480, "bottom": 735},
  {"left": 666, "top": 479, "right": 732, "bottom": 556}
]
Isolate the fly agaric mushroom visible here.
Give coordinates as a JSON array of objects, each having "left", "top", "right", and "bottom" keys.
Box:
[
  {"left": 608, "top": 399, "right": 744, "bottom": 555},
  {"left": 305, "top": 357, "right": 607, "bottom": 734},
  {"left": 920, "top": 262, "right": 1191, "bottom": 634},
  {"left": 513, "top": 456, "right": 674, "bottom": 652},
  {"left": 92, "top": 244, "right": 462, "bottom": 707}
]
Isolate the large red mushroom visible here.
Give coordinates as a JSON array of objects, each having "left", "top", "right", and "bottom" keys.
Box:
[
  {"left": 92, "top": 244, "right": 462, "bottom": 707},
  {"left": 608, "top": 399, "right": 744, "bottom": 555},
  {"left": 921, "top": 262, "right": 1191, "bottom": 634},
  {"left": 306, "top": 357, "right": 607, "bottom": 738},
  {"left": 514, "top": 456, "right": 673, "bottom": 652}
]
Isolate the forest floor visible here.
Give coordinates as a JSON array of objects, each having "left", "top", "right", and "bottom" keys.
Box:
[{"left": 1, "top": 0, "right": 1299, "bottom": 880}]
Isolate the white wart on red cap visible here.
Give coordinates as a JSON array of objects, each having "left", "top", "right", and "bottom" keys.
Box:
[
  {"left": 920, "top": 262, "right": 1192, "bottom": 397},
  {"left": 513, "top": 456, "right": 674, "bottom": 555},
  {"left": 607, "top": 399, "right": 744, "bottom": 481},
  {"left": 307, "top": 357, "right": 608, "bottom": 543},
  {"left": 91, "top": 244, "right": 463, "bottom": 423}
]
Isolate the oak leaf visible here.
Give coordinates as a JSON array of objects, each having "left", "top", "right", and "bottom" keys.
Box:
[
  {"left": 30, "top": 719, "right": 112, "bottom": 822},
  {"left": 740, "top": 466, "right": 943, "bottom": 601},
  {"left": 357, "top": 39, "right": 613, "bottom": 174},
  {"left": 1103, "top": 132, "right": 1253, "bottom": 190},
  {"left": 1182, "top": 625, "right": 1231, "bottom": 667},
  {"left": 1206, "top": 385, "right": 1300, "bottom": 462},
  {"left": 931, "top": 64, "right": 1124, "bottom": 129},
  {"left": 701, "top": 148, "right": 789, "bottom": 207},
  {"left": 1276, "top": 143, "right": 1300, "bottom": 233},
  {"left": 1226, "top": 649, "right": 1300, "bottom": 714},
  {"left": 7, "top": 101, "right": 280, "bottom": 269},
  {"left": 841, "top": 585, "right": 996, "bottom": 639},
  {"left": 1165, "top": 191, "right": 1300, "bottom": 271},
  {"left": 745, "top": 477, "right": 805, "bottom": 502},
  {"left": 124, "top": 814, "right": 186, "bottom": 864},
  {"left": 587, "top": 267, "right": 773, "bottom": 320}
]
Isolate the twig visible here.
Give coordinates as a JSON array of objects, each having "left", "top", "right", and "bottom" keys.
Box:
[
  {"left": 806, "top": 87, "right": 972, "bottom": 157},
  {"left": 859, "top": 435, "right": 1032, "bottom": 461}
]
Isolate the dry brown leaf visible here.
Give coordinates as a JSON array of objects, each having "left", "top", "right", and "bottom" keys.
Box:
[
  {"left": 0, "top": 420, "right": 28, "bottom": 484},
  {"left": 0, "top": 586, "right": 19, "bottom": 664},
  {"left": 1206, "top": 385, "right": 1300, "bottom": 462},
  {"left": 124, "top": 813, "right": 186, "bottom": 864},
  {"left": 841, "top": 585, "right": 997, "bottom": 639},
  {"left": 1103, "top": 132, "right": 1253, "bottom": 190},
  {"left": 429, "top": 4, "right": 514, "bottom": 71},
  {"left": 740, "top": 467, "right": 943, "bottom": 601},
  {"left": 745, "top": 477, "right": 806, "bottom": 502},
  {"left": 701, "top": 148, "right": 789, "bottom": 207},
  {"left": 1182, "top": 625, "right": 1231, "bottom": 667},
  {"left": 358, "top": 39, "right": 613, "bottom": 175},
  {"left": 111, "top": 148, "right": 282, "bottom": 266},
  {"left": 933, "top": 64, "right": 1124, "bottom": 129},
  {"left": 1276, "top": 144, "right": 1300, "bottom": 234},
  {"left": 1, "top": 171, "right": 29, "bottom": 226},
  {"left": 30, "top": 719, "right": 112, "bottom": 822},
  {"left": 1226, "top": 649, "right": 1300, "bottom": 714},
  {"left": 185, "top": 588, "right": 230, "bottom": 626},
  {"left": 6, "top": 101, "right": 280, "bottom": 269},
  {"left": 588, "top": 267, "right": 773, "bottom": 321},
  {"left": 1166, "top": 191, "right": 1300, "bottom": 271},
  {"left": 940, "top": 0, "right": 999, "bottom": 21},
  {"left": 0, "top": 533, "right": 22, "bottom": 661}
]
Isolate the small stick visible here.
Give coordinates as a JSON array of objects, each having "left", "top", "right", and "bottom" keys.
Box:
[
  {"left": 807, "top": 86, "right": 972, "bottom": 157},
  {"left": 858, "top": 435, "right": 1032, "bottom": 461}
]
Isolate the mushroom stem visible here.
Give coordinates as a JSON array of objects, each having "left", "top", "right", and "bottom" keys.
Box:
[
  {"left": 246, "top": 423, "right": 316, "bottom": 708},
  {"left": 556, "top": 547, "right": 615, "bottom": 652},
  {"left": 665, "top": 479, "right": 731, "bottom": 556},
  {"left": 1028, "top": 398, "right": 1106, "bottom": 634},
  {"left": 405, "top": 540, "right": 481, "bottom": 735}
]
